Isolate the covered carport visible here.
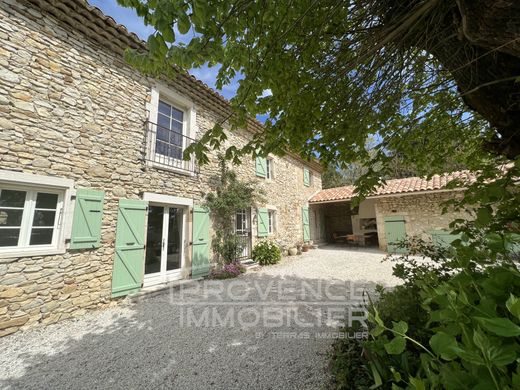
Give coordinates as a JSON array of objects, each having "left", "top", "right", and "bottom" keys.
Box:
[
  {"left": 309, "top": 172, "right": 474, "bottom": 252},
  {"left": 309, "top": 187, "right": 379, "bottom": 248}
]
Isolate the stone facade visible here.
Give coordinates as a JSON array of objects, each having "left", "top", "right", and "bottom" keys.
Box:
[
  {"left": 374, "top": 191, "right": 467, "bottom": 250},
  {"left": 0, "top": 0, "right": 322, "bottom": 336}
]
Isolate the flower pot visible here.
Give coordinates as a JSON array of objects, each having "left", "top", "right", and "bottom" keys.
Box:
[{"left": 302, "top": 245, "right": 309, "bottom": 252}]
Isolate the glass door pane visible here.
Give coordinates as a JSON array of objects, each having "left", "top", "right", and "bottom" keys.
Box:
[
  {"left": 145, "top": 206, "right": 163, "bottom": 275},
  {"left": 166, "top": 208, "right": 182, "bottom": 271}
]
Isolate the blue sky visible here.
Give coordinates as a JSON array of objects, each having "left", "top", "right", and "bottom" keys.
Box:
[{"left": 88, "top": 0, "right": 239, "bottom": 100}]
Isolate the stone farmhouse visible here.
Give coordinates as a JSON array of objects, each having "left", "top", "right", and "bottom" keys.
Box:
[
  {"left": 0, "top": 0, "right": 324, "bottom": 336},
  {"left": 0, "top": 0, "right": 474, "bottom": 338}
]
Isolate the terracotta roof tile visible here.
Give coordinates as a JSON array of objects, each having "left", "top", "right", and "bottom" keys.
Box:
[{"left": 309, "top": 171, "right": 475, "bottom": 203}]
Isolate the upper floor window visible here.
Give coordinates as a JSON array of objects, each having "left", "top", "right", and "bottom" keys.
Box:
[
  {"left": 156, "top": 100, "right": 184, "bottom": 160},
  {"left": 303, "top": 167, "right": 312, "bottom": 187},
  {"left": 0, "top": 187, "right": 63, "bottom": 249},
  {"left": 145, "top": 86, "right": 197, "bottom": 174},
  {"left": 256, "top": 157, "right": 274, "bottom": 179},
  {"left": 266, "top": 158, "right": 274, "bottom": 180}
]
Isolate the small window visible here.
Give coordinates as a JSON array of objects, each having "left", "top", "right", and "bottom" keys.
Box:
[
  {"left": 303, "top": 167, "right": 311, "bottom": 187},
  {"left": 268, "top": 210, "right": 276, "bottom": 234},
  {"left": 0, "top": 186, "right": 63, "bottom": 250},
  {"left": 266, "top": 158, "right": 274, "bottom": 179}
]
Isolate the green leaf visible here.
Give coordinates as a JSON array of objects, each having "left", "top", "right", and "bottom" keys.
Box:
[
  {"left": 513, "top": 363, "right": 520, "bottom": 389},
  {"left": 409, "top": 377, "right": 426, "bottom": 390},
  {"left": 487, "top": 345, "right": 517, "bottom": 366},
  {"left": 507, "top": 294, "right": 520, "bottom": 320},
  {"left": 371, "top": 324, "right": 385, "bottom": 337},
  {"left": 162, "top": 26, "right": 175, "bottom": 43},
  {"left": 472, "top": 327, "right": 491, "bottom": 350},
  {"left": 384, "top": 335, "right": 406, "bottom": 355},
  {"left": 474, "top": 316, "right": 520, "bottom": 337},
  {"left": 456, "top": 349, "right": 485, "bottom": 366},
  {"left": 475, "top": 206, "right": 492, "bottom": 227},
  {"left": 392, "top": 320, "right": 408, "bottom": 335},
  {"left": 369, "top": 362, "right": 383, "bottom": 389},
  {"left": 178, "top": 13, "right": 191, "bottom": 34},
  {"left": 429, "top": 332, "right": 459, "bottom": 360},
  {"left": 390, "top": 367, "right": 402, "bottom": 382}
]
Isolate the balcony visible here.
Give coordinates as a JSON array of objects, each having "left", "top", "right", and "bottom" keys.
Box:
[{"left": 144, "top": 121, "right": 198, "bottom": 174}]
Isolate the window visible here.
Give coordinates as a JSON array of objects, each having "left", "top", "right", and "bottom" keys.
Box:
[
  {"left": 156, "top": 100, "right": 184, "bottom": 160},
  {"left": 0, "top": 186, "right": 63, "bottom": 250},
  {"left": 146, "top": 86, "right": 197, "bottom": 174},
  {"left": 268, "top": 210, "right": 276, "bottom": 234},
  {"left": 303, "top": 167, "right": 311, "bottom": 187},
  {"left": 266, "top": 158, "right": 274, "bottom": 179}
]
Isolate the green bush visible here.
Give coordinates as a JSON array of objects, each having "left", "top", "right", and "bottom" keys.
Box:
[
  {"left": 364, "top": 237, "right": 520, "bottom": 389},
  {"left": 329, "top": 324, "right": 373, "bottom": 390},
  {"left": 252, "top": 240, "right": 281, "bottom": 265}
]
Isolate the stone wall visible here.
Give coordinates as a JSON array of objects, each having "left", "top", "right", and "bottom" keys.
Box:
[
  {"left": 0, "top": 0, "right": 321, "bottom": 336},
  {"left": 374, "top": 191, "right": 468, "bottom": 250}
]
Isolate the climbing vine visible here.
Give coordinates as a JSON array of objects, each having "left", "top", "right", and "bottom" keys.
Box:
[{"left": 205, "top": 156, "right": 264, "bottom": 263}]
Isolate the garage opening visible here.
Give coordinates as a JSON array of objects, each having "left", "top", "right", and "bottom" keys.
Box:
[{"left": 310, "top": 199, "right": 379, "bottom": 248}]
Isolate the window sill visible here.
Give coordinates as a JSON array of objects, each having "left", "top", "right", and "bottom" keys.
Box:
[
  {"left": 146, "top": 160, "right": 196, "bottom": 177},
  {"left": 0, "top": 246, "right": 66, "bottom": 260}
]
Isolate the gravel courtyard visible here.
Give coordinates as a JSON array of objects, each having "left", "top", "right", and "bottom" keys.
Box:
[{"left": 0, "top": 247, "right": 398, "bottom": 390}]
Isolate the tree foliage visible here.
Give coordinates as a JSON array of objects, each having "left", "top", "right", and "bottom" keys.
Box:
[{"left": 117, "top": 0, "right": 519, "bottom": 186}]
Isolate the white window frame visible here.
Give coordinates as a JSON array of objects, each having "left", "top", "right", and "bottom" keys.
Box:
[
  {"left": 266, "top": 158, "right": 274, "bottom": 180},
  {"left": 0, "top": 170, "right": 74, "bottom": 258},
  {"left": 267, "top": 209, "right": 276, "bottom": 235},
  {"left": 146, "top": 84, "right": 198, "bottom": 176}
]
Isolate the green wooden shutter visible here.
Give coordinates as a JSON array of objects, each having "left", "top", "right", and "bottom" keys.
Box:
[
  {"left": 192, "top": 205, "right": 210, "bottom": 279},
  {"left": 303, "top": 168, "right": 310, "bottom": 187},
  {"left": 430, "top": 230, "right": 461, "bottom": 249},
  {"left": 70, "top": 188, "right": 105, "bottom": 249},
  {"left": 111, "top": 199, "right": 148, "bottom": 297},
  {"left": 256, "top": 157, "right": 267, "bottom": 178},
  {"left": 257, "top": 208, "right": 268, "bottom": 237},
  {"left": 302, "top": 206, "right": 310, "bottom": 242},
  {"left": 384, "top": 216, "right": 407, "bottom": 254}
]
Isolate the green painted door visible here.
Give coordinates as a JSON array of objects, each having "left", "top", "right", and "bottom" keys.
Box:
[
  {"left": 302, "top": 206, "right": 310, "bottom": 242},
  {"left": 192, "top": 205, "right": 210, "bottom": 279},
  {"left": 384, "top": 216, "right": 407, "bottom": 254},
  {"left": 111, "top": 199, "right": 148, "bottom": 297},
  {"left": 430, "top": 230, "right": 461, "bottom": 249}
]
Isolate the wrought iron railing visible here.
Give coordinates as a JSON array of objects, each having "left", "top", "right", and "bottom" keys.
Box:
[
  {"left": 234, "top": 232, "right": 252, "bottom": 261},
  {"left": 144, "top": 121, "right": 198, "bottom": 173}
]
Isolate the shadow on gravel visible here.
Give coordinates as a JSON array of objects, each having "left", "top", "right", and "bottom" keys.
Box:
[{"left": 0, "top": 274, "right": 378, "bottom": 390}]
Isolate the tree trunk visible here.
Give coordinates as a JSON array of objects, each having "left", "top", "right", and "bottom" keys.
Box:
[{"left": 392, "top": 0, "right": 520, "bottom": 158}]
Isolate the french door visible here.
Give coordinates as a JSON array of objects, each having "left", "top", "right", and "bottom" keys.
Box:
[
  {"left": 144, "top": 204, "right": 184, "bottom": 285},
  {"left": 235, "top": 209, "right": 252, "bottom": 260}
]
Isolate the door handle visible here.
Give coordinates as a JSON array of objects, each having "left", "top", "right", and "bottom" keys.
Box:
[{"left": 126, "top": 242, "right": 135, "bottom": 245}]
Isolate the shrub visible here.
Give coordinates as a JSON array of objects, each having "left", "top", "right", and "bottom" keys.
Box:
[
  {"left": 213, "top": 233, "right": 244, "bottom": 264},
  {"left": 210, "top": 262, "right": 246, "bottom": 279},
  {"left": 364, "top": 237, "right": 520, "bottom": 389},
  {"left": 329, "top": 324, "right": 373, "bottom": 390},
  {"left": 252, "top": 240, "right": 281, "bottom": 265}
]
